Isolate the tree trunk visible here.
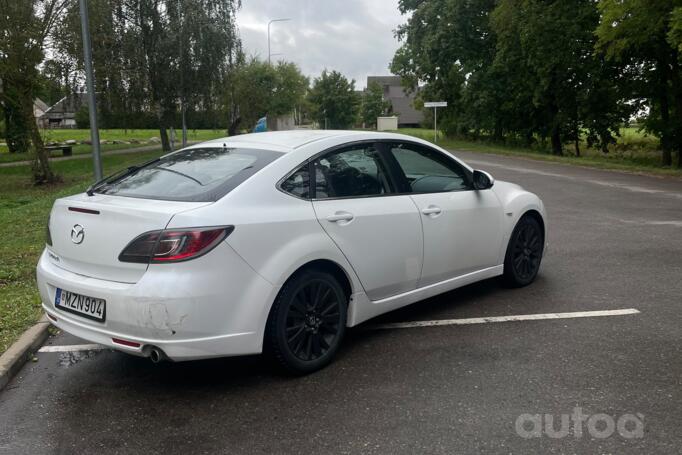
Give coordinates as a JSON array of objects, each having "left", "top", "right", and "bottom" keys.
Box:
[
  {"left": 657, "top": 61, "right": 673, "bottom": 167},
  {"left": 660, "top": 93, "right": 673, "bottom": 166},
  {"left": 493, "top": 120, "right": 503, "bottom": 142},
  {"left": 574, "top": 137, "right": 580, "bottom": 157},
  {"left": 228, "top": 116, "right": 241, "bottom": 136},
  {"left": 600, "top": 140, "right": 609, "bottom": 154},
  {"left": 159, "top": 125, "right": 170, "bottom": 152},
  {"left": 547, "top": 93, "right": 562, "bottom": 155},
  {"left": 156, "top": 105, "right": 171, "bottom": 152},
  {"left": 24, "top": 96, "right": 56, "bottom": 184},
  {"left": 551, "top": 130, "right": 562, "bottom": 155},
  {"left": 573, "top": 123, "right": 581, "bottom": 157},
  {"left": 669, "top": 53, "right": 682, "bottom": 168}
]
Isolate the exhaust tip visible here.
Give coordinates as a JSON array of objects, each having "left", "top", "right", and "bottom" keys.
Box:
[{"left": 148, "top": 346, "right": 166, "bottom": 364}]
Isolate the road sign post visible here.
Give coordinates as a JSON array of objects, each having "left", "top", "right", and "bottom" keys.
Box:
[{"left": 423, "top": 101, "right": 447, "bottom": 143}]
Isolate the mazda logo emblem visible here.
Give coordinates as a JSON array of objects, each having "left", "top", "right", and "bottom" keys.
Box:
[{"left": 71, "top": 224, "right": 85, "bottom": 244}]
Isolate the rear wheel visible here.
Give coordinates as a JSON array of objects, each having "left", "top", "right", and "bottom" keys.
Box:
[
  {"left": 502, "top": 215, "right": 544, "bottom": 287},
  {"left": 265, "top": 269, "right": 347, "bottom": 374}
]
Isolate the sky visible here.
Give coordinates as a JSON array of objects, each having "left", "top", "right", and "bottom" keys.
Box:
[{"left": 236, "top": 0, "right": 406, "bottom": 89}]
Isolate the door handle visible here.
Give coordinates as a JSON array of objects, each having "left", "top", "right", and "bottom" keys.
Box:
[
  {"left": 421, "top": 206, "right": 442, "bottom": 216},
  {"left": 326, "top": 212, "right": 354, "bottom": 223}
]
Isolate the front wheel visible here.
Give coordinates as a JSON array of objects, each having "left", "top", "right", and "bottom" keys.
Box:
[
  {"left": 264, "top": 270, "right": 347, "bottom": 374},
  {"left": 502, "top": 215, "right": 544, "bottom": 287}
]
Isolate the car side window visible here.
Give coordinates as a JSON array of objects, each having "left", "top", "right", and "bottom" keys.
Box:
[
  {"left": 389, "top": 143, "right": 471, "bottom": 193},
  {"left": 313, "top": 145, "right": 392, "bottom": 199},
  {"left": 281, "top": 165, "right": 310, "bottom": 199}
]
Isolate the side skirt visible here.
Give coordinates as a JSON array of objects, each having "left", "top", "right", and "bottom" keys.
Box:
[{"left": 346, "top": 265, "right": 504, "bottom": 326}]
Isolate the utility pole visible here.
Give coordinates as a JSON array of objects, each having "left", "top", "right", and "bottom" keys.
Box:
[
  {"left": 79, "top": 0, "right": 102, "bottom": 181},
  {"left": 181, "top": 101, "right": 187, "bottom": 147},
  {"left": 268, "top": 18, "right": 291, "bottom": 64}
]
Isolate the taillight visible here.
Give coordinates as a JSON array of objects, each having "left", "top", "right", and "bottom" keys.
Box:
[
  {"left": 118, "top": 226, "right": 233, "bottom": 264},
  {"left": 46, "top": 214, "right": 53, "bottom": 246}
]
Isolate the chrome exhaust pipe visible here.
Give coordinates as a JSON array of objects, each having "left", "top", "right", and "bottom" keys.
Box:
[{"left": 148, "top": 347, "right": 166, "bottom": 364}]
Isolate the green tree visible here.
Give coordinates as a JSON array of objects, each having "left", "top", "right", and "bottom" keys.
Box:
[
  {"left": 35, "top": 60, "right": 70, "bottom": 107},
  {"left": 75, "top": 105, "right": 90, "bottom": 129},
  {"left": 227, "top": 58, "right": 308, "bottom": 132},
  {"left": 271, "top": 61, "right": 309, "bottom": 120},
  {"left": 54, "top": 0, "right": 241, "bottom": 149},
  {"left": 391, "top": 0, "right": 500, "bottom": 137},
  {"left": 392, "top": 0, "right": 632, "bottom": 156},
  {"left": 361, "top": 81, "right": 390, "bottom": 128},
  {"left": 492, "top": 0, "right": 631, "bottom": 155},
  {"left": 0, "top": 0, "right": 67, "bottom": 183},
  {"left": 308, "top": 70, "right": 359, "bottom": 129},
  {"left": 596, "top": 0, "right": 682, "bottom": 168}
]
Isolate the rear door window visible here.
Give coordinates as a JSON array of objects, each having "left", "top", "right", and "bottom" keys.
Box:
[
  {"left": 93, "top": 147, "right": 283, "bottom": 202},
  {"left": 312, "top": 145, "right": 393, "bottom": 199}
]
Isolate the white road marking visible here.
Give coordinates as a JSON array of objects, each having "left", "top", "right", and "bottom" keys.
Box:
[
  {"left": 372, "top": 308, "right": 640, "bottom": 330},
  {"left": 642, "top": 220, "right": 682, "bottom": 227},
  {"left": 38, "top": 344, "right": 106, "bottom": 353},
  {"left": 616, "top": 218, "right": 682, "bottom": 228}
]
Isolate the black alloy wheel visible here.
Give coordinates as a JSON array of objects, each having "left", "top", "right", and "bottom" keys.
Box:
[
  {"left": 265, "top": 270, "right": 347, "bottom": 374},
  {"left": 503, "top": 215, "right": 544, "bottom": 287}
]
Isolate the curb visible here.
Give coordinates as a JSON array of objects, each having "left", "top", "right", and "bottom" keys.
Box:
[{"left": 0, "top": 316, "right": 50, "bottom": 391}]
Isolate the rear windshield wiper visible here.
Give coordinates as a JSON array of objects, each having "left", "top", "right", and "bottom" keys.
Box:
[
  {"left": 154, "top": 167, "right": 204, "bottom": 185},
  {"left": 86, "top": 158, "right": 160, "bottom": 196}
]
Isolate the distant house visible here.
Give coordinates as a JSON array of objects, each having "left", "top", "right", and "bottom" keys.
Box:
[
  {"left": 39, "top": 93, "right": 87, "bottom": 129},
  {"left": 33, "top": 99, "right": 49, "bottom": 124},
  {"left": 366, "top": 76, "right": 423, "bottom": 127}
]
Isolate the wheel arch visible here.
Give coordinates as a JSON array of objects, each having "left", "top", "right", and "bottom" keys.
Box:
[
  {"left": 285, "top": 259, "right": 354, "bottom": 301},
  {"left": 263, "top": 255, "right": 361, "bottom": 329},
  {"left": 523, "top": 209, "right": 546, "bottom": 239},
  {"left": 493, "top": 184, "right": 547, "bottom": 264}
]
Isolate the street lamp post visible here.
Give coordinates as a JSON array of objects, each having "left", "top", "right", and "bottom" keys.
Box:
[
  {"left": 78, "top": 0, "right": 102, "bottom": 181},
  {"left": 268, "top": 18, "right": 291, "bottom": 64}
]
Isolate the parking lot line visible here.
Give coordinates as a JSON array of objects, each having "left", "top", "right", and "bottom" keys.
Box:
[
  {"left": 33, "top": 309, "right": 640, "bottom": 354},
  {"left": 371, "top": 308, "right": 640, "bottom": 330},
  {"left": 38, "top": 344, "right": 105, "bottom": 353}
]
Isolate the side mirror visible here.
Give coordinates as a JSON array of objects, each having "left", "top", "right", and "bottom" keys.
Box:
[{"left": 473, "top": 170, "right": 494, "bottom": 190}]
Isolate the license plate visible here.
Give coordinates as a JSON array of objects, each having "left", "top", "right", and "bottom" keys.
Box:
[{"left": 55, "top": 288, "right": 106, "bottom": 322}]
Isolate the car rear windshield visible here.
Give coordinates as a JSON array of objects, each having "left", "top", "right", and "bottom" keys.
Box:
[{"left": 92, "top": 147, "right": 283, "bottom": 202}]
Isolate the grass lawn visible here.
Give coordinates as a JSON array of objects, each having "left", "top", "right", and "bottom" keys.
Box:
[
  {"left": 0, "top": 149, "right": 167, "bottom": 354},
  {"left": 397, "top": 128, "right": 682, "bottom": 177},
  {"left": 0, "top": 129, "right": 227, "bottom": 163}
]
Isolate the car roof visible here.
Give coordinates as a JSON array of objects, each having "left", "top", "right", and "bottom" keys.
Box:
[{"left": 192, "top": 130, "right": 423, "bottom": 152}]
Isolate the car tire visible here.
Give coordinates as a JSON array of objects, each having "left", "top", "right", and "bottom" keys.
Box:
[
  {"left": 502, "top": 215, "right": 544, "bottom": 287},
  {"left": 264, "top": 269, "right": 348, "bottom": 374}
]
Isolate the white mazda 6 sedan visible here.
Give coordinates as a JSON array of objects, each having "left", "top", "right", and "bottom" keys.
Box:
[{"left": 37, "top": 130, "right": 546, "bottom": 373}]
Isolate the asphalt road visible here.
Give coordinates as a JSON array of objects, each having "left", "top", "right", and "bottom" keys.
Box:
[{"left": 1, "top": 151, "right": 681, "bottom": 454}]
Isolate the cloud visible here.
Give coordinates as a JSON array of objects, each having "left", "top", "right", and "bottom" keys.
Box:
[{"left": 236, "top": 0, "right": 405, "bottom": 89}]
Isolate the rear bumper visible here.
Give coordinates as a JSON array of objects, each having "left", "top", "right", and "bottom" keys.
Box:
[{"left": 36, "top": 243, "right": 279, "bottom": 361}]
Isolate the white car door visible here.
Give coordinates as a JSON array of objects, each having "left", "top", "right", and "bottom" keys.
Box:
[
  {"left": 310, "top": 143, "right": 423, "bottom": 301},
  {"left": 384, "top": 142, "right": 504, "bottom": 287}
]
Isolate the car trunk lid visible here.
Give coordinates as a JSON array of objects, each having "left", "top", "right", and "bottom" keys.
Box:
[{"left": 48, "top": 193, "right": 211, "bottom": 283}]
